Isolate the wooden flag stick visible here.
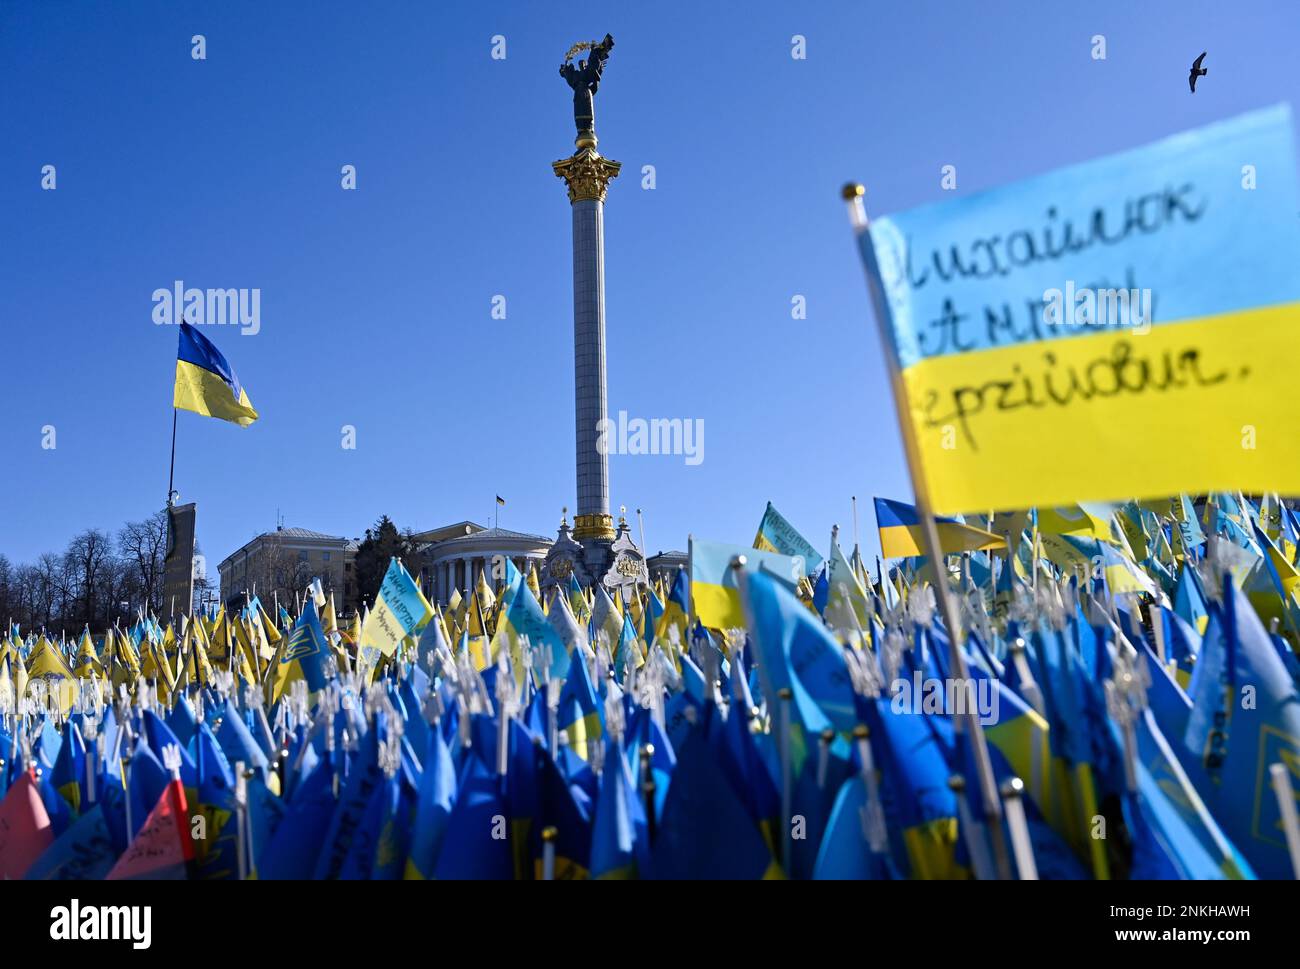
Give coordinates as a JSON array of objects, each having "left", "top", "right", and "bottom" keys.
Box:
[
  {"left": 1000, "top": 777, "right": 1039, "bottom": 880},
  {"left": 541, "top": 826, "right": 557, "bottom": 881},
  {"left": 1270, "top": 762, "right": 1300, "bottom": 879},
  {"left": 843, "top": 183, "right": 1011, "bottom": 878}
]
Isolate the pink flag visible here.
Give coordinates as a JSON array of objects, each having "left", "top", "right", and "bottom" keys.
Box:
[
  {"left": 107, "top": 779, "right": 192, "bottom": 880},
  {"left": 0, "top": 769, "right": 54, "bottom": 879}
]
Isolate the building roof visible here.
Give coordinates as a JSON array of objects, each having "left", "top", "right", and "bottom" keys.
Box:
[
  {"left": 217, "top": 525, "right": 352, "bottom": 570},
  {"left": 425, "top": 525, "right": 554, "bottom": 555},
  {"left": 468, "top": 526, "right": 555, "bottom": 543},
  {"left": 411, "top": 520, "right": 487, "bottom": 544},
  {"left": 274, "top": 527, "right": 346, "bottom": 541}
]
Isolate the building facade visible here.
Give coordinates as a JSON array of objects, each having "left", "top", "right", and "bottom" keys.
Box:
[
  {"left": 217, "top": 526, "right": 359, "bottom": 614},
  {"left": 646, "top": 550, "right": 688, "bottom": 588},
  {"left": 414, "top": 522, "right": 553, "bottom": 606}
]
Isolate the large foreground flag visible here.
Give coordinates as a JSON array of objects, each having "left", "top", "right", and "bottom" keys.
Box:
[
  {"left": 173, "top": 321, "right": 259, "bottom": 426},
  {"left": 861, "top": 106, "right": 1300, "bottom": 513}
]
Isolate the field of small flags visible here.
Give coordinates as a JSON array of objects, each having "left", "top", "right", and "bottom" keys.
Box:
[{"left": 3, "top": 492, "right": 1300, "bottom": 880}]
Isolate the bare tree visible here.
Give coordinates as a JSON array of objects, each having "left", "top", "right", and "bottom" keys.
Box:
[
  {"left": 118, "top": 512, "right": 168, "bottom": 615},
  {"left": 65, "top": 528, "right": 112, "bottom": 627},
  {"left": 33, "top": 553, "right": 63, "bottom": 631},
  {"left": 12, "top": 564, "right": 38, "bottom": 631},
  {"left": 0, "top": 554, "right": 11, "bottom": 626}
]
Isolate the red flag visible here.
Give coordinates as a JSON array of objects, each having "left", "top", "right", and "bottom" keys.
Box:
[
  {"left": 107, "top": 778, "right": 194, "bottom": 880},
  {"left": 0, "top": 769, "right": 54, "bottom": 879}
]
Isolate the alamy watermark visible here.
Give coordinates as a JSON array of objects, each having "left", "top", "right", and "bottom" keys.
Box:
[
  {"left": 889, "top": 671, "right": 999, "bottom": 726},
  {"left": 596, "top": 410, "right": 704, "bottom": 466},
  {"left": 50, "top": 900, "right": 151, "bottom": 949},
  {"left": 152, "top": 280, "right": 260, "bottom": 335},
  {"left": 1042, "top": 280, "right": 1151, "bottom": 334}
]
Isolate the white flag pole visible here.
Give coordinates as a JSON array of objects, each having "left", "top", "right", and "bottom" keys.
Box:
[
  {"left": 843, "top": 183, "right": 1010, "bottom": 878},
  {"left": 1270, "top": 762, "right": 1300, "bottom": 879},
  {"left": 1000, "top": 777, "right": 1039, "bottom": 880}
]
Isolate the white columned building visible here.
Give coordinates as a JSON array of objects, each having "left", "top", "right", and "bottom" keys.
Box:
[{"left": 411, "top": 521, "right": 554, "bottom": 606}]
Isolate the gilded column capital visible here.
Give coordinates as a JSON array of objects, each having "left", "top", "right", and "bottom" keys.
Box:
[
  {"left": 572, "top": 512, "right": 616, "bottom": 542},
  {"left": 552, "top": 147, "right": 622, "bottom": 204}
]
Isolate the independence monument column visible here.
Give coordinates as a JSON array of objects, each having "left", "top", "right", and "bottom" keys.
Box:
[{"left": 554, "top": 34, "right": 620, "bottom": 577}]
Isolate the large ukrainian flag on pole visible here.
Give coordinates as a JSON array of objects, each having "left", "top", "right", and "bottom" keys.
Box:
[
  {"left": 861, "top": 106, "right": 1300, "bottom": 513},
  {"left": 173, "top": 322, "right": 258, "bottom": 426}
]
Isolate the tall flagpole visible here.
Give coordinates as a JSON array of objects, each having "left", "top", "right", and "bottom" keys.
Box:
[
  {"left": 842, "top": 183, "right": 1011, "bottom": 879},
  {"left": 167, "top": 408, "right": 178, "bottom": 507},
  {"left": 851, "top": 495, "right": 861, "bottom": 561}
]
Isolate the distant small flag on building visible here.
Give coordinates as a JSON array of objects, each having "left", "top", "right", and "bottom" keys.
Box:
[{"left": 496, "top": 495, "right": 506, "bottom": 506}]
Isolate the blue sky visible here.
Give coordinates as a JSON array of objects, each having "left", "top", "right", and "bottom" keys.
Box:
[{"left": 1, "top": 0, "right": 1295, "bottom": 572}]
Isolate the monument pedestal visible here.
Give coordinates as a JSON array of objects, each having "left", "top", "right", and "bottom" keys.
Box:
[
  {"left": 543, "top": 511, "right": 647, "bottom": 598},
  {"left": 162, "top": 501, "right": 197, "bottom": 620}
]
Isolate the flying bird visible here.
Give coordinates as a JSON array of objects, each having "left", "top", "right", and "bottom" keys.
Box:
[{"left": 1189, "top": 51, "right": 1207, "bottom": 92}]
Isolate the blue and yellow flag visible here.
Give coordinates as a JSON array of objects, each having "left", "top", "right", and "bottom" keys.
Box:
[
  {"left": 173, "top": 322, "right": 258, "bottom": 426},
  {"left": 613, "top": 611, "right": 642, "bottom": 680},
  {"left": 26, "top": 638, "right": 78, "bottom": 714},
  {"left": 404, "top": 728, "right": 457, "bottom": 880},
  {"left": 72, "top": 630, "right": 101, "bottom": 679},
  {"left": 861, "top": 106, "right": 1300, "bottom": 512},
  {"left": 590, "top": 739, "right": 650, "bottom": 880},
  {"left": 741, "top": 568, "right": 857, "bottom": 735},
  {"left": 1184, "top": 577, "right": 1300, "bottom": 879},
  {"left": 556, "top": 646, "right": 602, "bottom": 761},
  {"left": 494, "top": 563, "right": 566, "bottom": 681},
  {"left": 361, "top": 559, "right": 433, "bottom": 658},
  {"left": 691, "top": 537, "right": 803, "bottom": 631},
  {"left": 269, "top": 598, "right": 331, "bottom": 705},
  {"left": 753, "top": 501, "right": 823, "bottom": 576},
  {"left": 654, "top": 568, "right": 690, "bottom": 650},
  {"left": 651, "top": 729, "right": 782, "bottom": 880},
  {"left": 874, "top": 497, "right": 1002, "bottom": 559},
  {"left": 567, "top": 574, "right": 591, "bottom": 623}
]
